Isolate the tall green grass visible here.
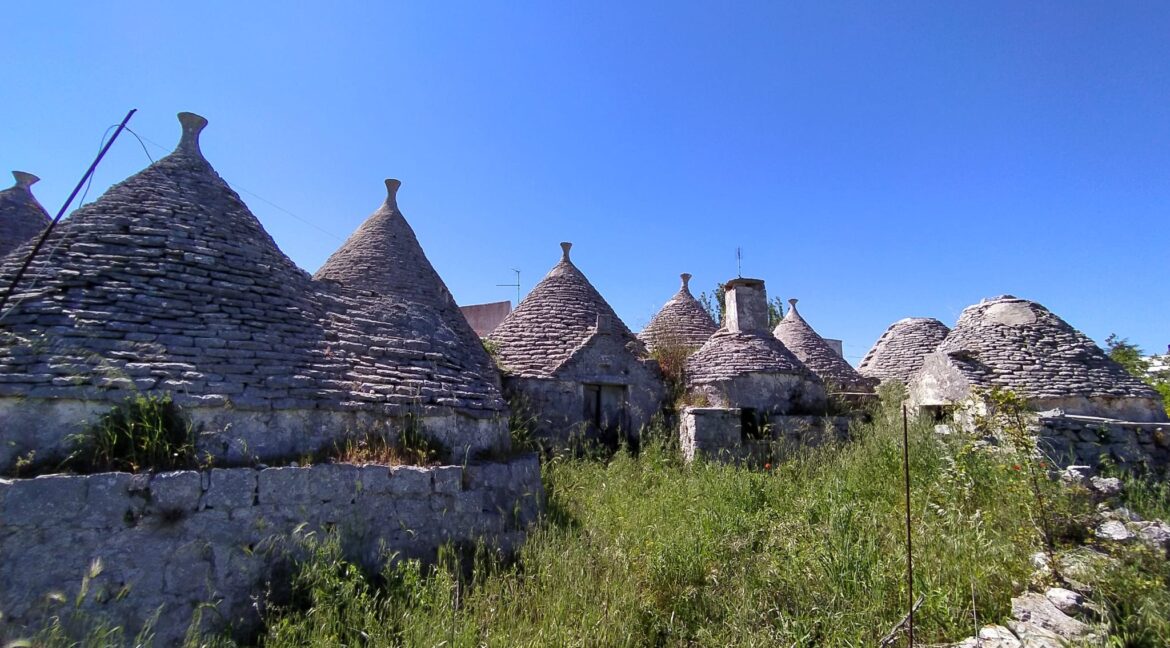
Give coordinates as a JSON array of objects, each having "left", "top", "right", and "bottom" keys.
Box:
[{"left": 249, "top": 404, "right": 1047, "bottom": 646}]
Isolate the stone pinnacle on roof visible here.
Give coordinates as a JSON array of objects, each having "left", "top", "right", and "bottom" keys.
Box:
[
  {"left": 0, "top": 170, "right": 51, "bottom": 258},
  {"left": 638, "top": 272, "right": 717, "bottom": 353},
  {"left": 773, "top": 298, "right": 872, "bottom": 392},
  {"left": 927, "top": 295, "right": 1161, "bottom": 403},
  {"left": 488, "top": 241, "right": 641, "bottom": 378},
  {"left": 176, "top": 112, "right": 208, "bottom": 157},
  {"left": 858, "top": 317, "right": 951, "bottom": 384}
]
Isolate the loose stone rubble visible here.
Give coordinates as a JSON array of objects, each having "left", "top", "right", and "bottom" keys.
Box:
[
  {"left": 944, "top": 466, "right": 1170, "bottom": 647},
  {"left": 0, "top": 170, "right": 51, "bottom": 258},
  {"left": 857, "top": 316, "right": 950, "bottom": 385},
  {"left": 637, "top": 273, "right": 718, "bottom": 354}
]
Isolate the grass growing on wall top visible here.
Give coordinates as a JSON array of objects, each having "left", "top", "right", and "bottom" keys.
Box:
[{"left": 65, "top": 393, "right": 197, "bottom": 474}]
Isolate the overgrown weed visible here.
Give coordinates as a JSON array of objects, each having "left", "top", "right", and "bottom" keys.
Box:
[{"left": 64, "top": 393, "right": 196, "bottom": 474}]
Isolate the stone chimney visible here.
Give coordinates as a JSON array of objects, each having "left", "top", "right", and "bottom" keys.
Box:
[{"left": 724, "top": 278, "right": 768, "bottom": 333}]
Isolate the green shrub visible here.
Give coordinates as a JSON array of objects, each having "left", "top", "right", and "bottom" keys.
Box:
[{"left": 66, "top": 393, "right": 196, "bottom": 473}]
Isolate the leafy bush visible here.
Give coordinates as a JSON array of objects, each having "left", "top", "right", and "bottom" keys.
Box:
[{"left": 66, "top": 393, "right": 196, "bottom": 473}]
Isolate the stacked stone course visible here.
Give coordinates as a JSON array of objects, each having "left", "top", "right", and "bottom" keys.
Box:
[
  {"left": 685, "top": 279, "right": 825, "bottom": 414},
  {"left": 1035, "top": 413, "right": 1169, "bottom": 470},
  {"left": 488, "top": 242, "right": 665, "bottom": 447},
  {"left": 911, "top": 295, "right": 1166, "bottom": 422},
  {"left": 0, "top": 456, "right": 543, "bottom": 645},
  {"left": 638, "top": 273, "right": 717, "bottom": 354},
  {"left": 857, "top": 316, "right": 950, "bottom": 385},
  {"left": 772, "top": 298, "right": 873, "bottom": 394},
  {"left": 0, "top": 113, "right": 509, "bottom": 470}
]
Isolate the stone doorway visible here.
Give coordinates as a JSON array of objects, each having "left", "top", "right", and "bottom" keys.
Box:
[{"left": 584, "top": 384, "right": 629, "bottom": 449}]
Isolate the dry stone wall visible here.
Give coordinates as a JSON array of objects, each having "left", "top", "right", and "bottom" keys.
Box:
[
  {"left": 0, "top": 456, "right": 542, "bottom": 646},
  {"left": 1034, "top": 413, "right": 1169, "bottom": 470}
]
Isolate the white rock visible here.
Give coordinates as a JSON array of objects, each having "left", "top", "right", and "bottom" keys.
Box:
[
  {"left": 1136, "top": 520, "right": 1170, "bottom": 551},
  {"left": 1106, "top": 506, "right": 1142, "bottom": 522},
  {"left": 1060, "top": 465, "right": 1092, "bottom": 487},
  {"left": 1030, "top": 551, "right": 1051, "bottom": 570},
  {"left": 1044, "top": 587, "right": 1083, "bottom": 615},
  {"left": 977, "top": 624, "right": 1022, "bottom": 647},
  {"left": 1088, "top": 476, "right": 1122, "bottom": 497},
  {"left": 1006, "top": 620, "right": 1067, "bottom": 648},
  {"left": 1011, "top": 592, "right": 1092, "bottom": 641},
  {"left": 1096, "top": 519, "right": 1131, "bottom": 542}
]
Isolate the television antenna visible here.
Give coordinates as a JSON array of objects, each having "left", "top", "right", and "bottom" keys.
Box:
[
  {"left": 497, "top": 269, "right": 521, "bottom": 306},
  {"left": 736, "top": 246, "right": 743, "bottom": 277}
]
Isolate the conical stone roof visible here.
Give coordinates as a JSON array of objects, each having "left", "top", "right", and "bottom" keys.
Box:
[
  {"left": 0, "top": 171, "right": 50, "bottom": 258},
  {"left": 927, "top": 295, "right": 1159, "bottom": 401},
  {"left": 685, "top": 329, "right": 814, "bottom": 384},
  {"left": 772, "top": 299, "right": 872, "bottom": 392},
  {"left": 0, "top": 113, "right": 345, "bottom": 410},
  {"left": 488, "top": 242, "right": 640, "bottom": 378},
  {"left": 638, "top": 273, "right": 717, "bottom": 354},
  {"left": 313, "top": 180, "right": 505, "bottom": 413},
  {"left": 858, "top": 317, "right": 950, "bottom": 384},
  {"left": 0, "top": 113, "right": 505, "bottom": 419}
]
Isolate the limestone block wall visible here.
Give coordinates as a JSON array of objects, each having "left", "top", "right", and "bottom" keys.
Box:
[
  {"left": 680, "top": 407, "right": 851, "bottom": 465},
  {"left": 0, "top": 456, "right": 542, "bottom": 645},
  {"left": 504, "top": 333, "right": 666, "bottom": 447},
  {"left": 0, "top": 399, "right": 508, "bottom": 473},
  {"left": 553, "top": 331, "right": 667, "bottom": 438},
  {"left": 680, "top": 407, "right": 744, "bottom": 463},
  {"left": 690, "top": 372, "right": 825, "bottom": 416},
  {"left": 1034, "top": 414, "right": 1169, "bottom": 470},
  {"left": 504, "top": 377, "right": 582, "bottom": 443}
]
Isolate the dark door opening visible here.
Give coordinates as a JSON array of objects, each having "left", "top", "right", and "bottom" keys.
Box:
[{"left": 584, "top": 384, "right": 629, "bottom": 450}]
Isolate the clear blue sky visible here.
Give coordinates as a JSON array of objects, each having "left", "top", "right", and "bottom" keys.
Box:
[{"left": 3, "top": 2, "right": 1167, "bottom": 363}]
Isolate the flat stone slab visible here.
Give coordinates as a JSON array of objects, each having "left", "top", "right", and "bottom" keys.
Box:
[
  {"left": 1011, "top": 593, "right": 1092, "bottom": 641},
  {"left": 1096, "top": 519, "right": 1131, "bottom": 542},
  {"left": 977, "top": 624, "right": 1022, "bottom": 647}
]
